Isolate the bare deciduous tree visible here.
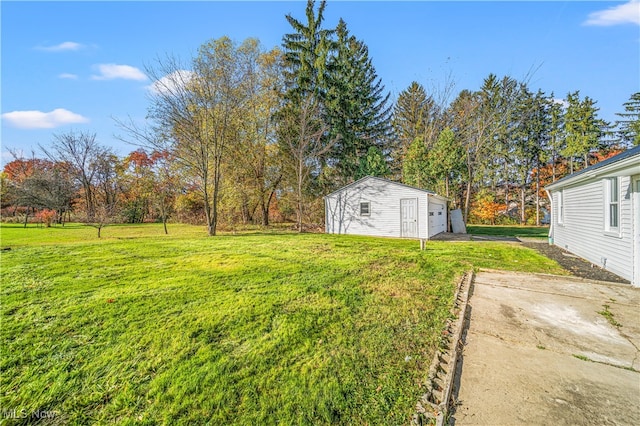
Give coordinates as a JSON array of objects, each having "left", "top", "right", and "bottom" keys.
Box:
[
  {"left": 278, "top": 95, "right": 338, "bottom": 232},
  {"left": 41, "top": 131, "right": 103, "bottom": 221},
  {"left": 118, "top": 37, "right": 252, "bottom": 236}
]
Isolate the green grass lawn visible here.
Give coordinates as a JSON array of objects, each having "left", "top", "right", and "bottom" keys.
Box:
[
  {"left": 0, "top": 223, "right": 564, "bottom": 424},
  {"left": 466, "top": 224, "right": 550, "bottom": 238}
]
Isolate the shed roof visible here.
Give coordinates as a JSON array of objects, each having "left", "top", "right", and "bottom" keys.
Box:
[
  {"left": 546, "top": 144, "right": 640, "bottom": 191},
  {"left": 323, "top": 176, "right": 436, "bottom": 199}
]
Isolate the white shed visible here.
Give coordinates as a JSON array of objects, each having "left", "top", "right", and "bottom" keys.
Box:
[
  {"left": 324, "top": 176, "right": 448, "bottom": 240},
  {"left": 546, "top": 145, "right": 640, "bottom": 287}
]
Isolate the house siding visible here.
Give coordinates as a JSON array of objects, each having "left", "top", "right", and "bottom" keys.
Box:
[
  {"left": 325, "top": 178, "right": 434, "bottom": 239},
  {"left": 551, "top": 175, "right": 633, "bottom": 282}
]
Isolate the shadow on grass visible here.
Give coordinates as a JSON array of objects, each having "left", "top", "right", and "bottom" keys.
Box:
[{"left": 466, "top": 225, "right": 549, "bottom": 238}]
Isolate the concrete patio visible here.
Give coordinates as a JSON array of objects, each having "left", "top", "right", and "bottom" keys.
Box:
[{"left": 452, "top": 270, "right": 640, "bottom": 425}]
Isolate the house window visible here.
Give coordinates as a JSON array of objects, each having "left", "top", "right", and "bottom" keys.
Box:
[
  {"left": 605, "top": 178, "right": 619, "bottom": 231},
  {"left": 360, "top": 202, "right": 370, "bottom": 216},
  {"left": 557, "top": 190, "right": 564, "bottom": 224}
]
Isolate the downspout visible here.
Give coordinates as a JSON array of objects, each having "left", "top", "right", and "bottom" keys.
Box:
[
  {"left": 425, "top": 194, "right": 430, "bottom": 240},
  {"left": 545, "top": 189, "right": 554, "bottom": 245},
  {"left": 323, "top": 197, "right": 329, "bottom": 234}
]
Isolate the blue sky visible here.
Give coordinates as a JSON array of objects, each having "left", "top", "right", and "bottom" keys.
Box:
[{"left": 2, "top": 1, "right": 639, "bottom": 164}]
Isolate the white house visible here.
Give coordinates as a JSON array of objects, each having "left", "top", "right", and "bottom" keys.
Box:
[
  {"left": 546, "top": 145, "right": 640, "bottom": 287},
  {"left": 324, "top": 176, "right": 448, "bottom": 240}
]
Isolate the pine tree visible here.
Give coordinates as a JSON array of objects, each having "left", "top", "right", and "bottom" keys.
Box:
[
  {"left": 282, "top": 0, "right": 334, "bottom": 102},
  {"left": 279, "top": 0, "right": 338, "bottom": 229},
  {"left": 427, "top": 127, "right": 465, "bottom": 199},
  {"left": 325, "top": 19, "right": 392, "bottom": 184},
  {"left": 614, "top": 92, "right": 640, "bottom": 146},
  {"left": 355, "top": 146, "right": 390, "bottom": 179},
  {"left": 547, "top": 94, "right": 566, "bottom": 182},
  {"left": 563, "top": 91, "right": 605, "bottom": 172},
  {"left": 402, "top": 137, "right": 430, "bottom": 189},
  {"left": 392, "top": 82, "right": 431, "bottom": 155}
]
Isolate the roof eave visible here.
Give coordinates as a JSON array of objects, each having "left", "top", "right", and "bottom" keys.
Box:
[{"left": 546, "top": 154, "right": 640, "bottom": 191}]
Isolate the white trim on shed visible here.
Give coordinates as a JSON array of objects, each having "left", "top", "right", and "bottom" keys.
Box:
[{"left": 324, "top": 176, "right": 448, "bottom": 240}]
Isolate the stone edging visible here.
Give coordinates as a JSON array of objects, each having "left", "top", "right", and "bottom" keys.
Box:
[{"left": 413, "top": 270, "right": 473, "bottom": 426}]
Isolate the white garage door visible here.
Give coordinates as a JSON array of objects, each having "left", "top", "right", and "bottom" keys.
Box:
[{"left": 428, "top": 200, "right": 447, "bottom": 237}]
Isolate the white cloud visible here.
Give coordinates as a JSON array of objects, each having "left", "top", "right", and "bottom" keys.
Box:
[
  {"left": 552, "top": 98, "right": 569, "bottom": 109},
  {"left": 147, "top": 70, "right": 194, "bottom": 95},
  {"left": 36, "top": 41, "right": 85, "bottom": 52},
  {"left": 584, "top": 0, "right": 640, "bottom": 26},
  {"left": 91, "top": 64, "right": 147, "bottom": 81},
  {"left": 59, "top": 73, "right": 78, "bottom": 80},
  {"left": 1, "top": 109, "right": 89, "bottom": 129}
]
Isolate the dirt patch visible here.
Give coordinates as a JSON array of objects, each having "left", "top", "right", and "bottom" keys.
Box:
[{"left": 521, "top": 241, "right": 629, "bottom": 284}]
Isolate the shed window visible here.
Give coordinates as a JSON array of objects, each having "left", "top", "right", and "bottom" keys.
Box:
[
  {"left": 605, "top": 178, "right": 619, "bottom": 231},
  {"left": 360, "top": 202, "right": 370, "bottom": 216}
]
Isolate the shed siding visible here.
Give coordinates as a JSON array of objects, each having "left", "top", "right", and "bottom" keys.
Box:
[
  {"left": 552, "top": 175, "right": 633, "bottom": 282},
  {"left": 428, "top": 199, "right": 447, "bottom": 238},
  {"left": 325, "top": 178, "right": 429, "bottom": 239}
]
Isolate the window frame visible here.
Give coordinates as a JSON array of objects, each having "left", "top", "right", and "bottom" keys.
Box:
[
  {"left": 604, "top": 177, "right": 620, "bottom": 235},
  {"left": 360, "top": 202, "right": 371, "bottom": 217},
  {"left": 557, "top": 190, "right": 564, "bottom": 225}
]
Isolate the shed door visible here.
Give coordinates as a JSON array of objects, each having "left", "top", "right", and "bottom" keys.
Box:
[
  {"left": 428, "top": 200, "right": 446, "bottom": 236},
  {"left": 401, "top": 198, "right": 418, "bottom": 238}
]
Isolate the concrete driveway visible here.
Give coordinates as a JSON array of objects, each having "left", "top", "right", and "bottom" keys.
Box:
[{"left": 453, "top": 270, "right": 640, "bottom": 425}]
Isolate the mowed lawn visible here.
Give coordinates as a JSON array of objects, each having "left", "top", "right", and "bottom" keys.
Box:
[
  {"left": 466, "top": 224, "right": 550, "bottom": 238},
  {"left": 0, "top": 223, "right": 564, "bottom": 424}
]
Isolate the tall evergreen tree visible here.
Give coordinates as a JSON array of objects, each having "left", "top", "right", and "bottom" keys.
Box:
[
  {"left": 325, "top": 19, "right": 393, "bottom": 184},
  {"left": 427, "top": 127, "right": 465, "bottom": 200},
  {"left": 614, "top": 92, "right": 640, "bottom": 146},
  {"left": 282, "top": 0, "right": 334, "bottom": 102},
  {"left": 355, "top": 146, "right": 390, "bottom": 179},
  {"left": 392, "top": 82, "right": 431, "bottom": 156},
  {"left": 512, "top": 87, "right": 550, "bottom": 224},
  {"left": 547, "top": 94, "right": 566, "bottom": 182},
  {"left": 402, "top": 137, "right": 430, "bottom": 189},
  {"left": 279, "top": 0, "right": 338, "bottom": 228},
  {"left": 562, "top": 91, "right": 605, "bottom": 172}
]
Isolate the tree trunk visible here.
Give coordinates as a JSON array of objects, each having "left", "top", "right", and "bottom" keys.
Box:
[
  {"left": 23, "top": 207, "right": 30, "bottom": 228},
  {"left": 520, "top": 185, "right": 526, "bottom": 225},
  {"left": 261, "top": 176, "right": 282, "bottom": 227},
  {"left": 203, "top": 190, "right": 215, "bottom": 237},
  {"left": 445, "top": 175, "right": 450, "bottom": 199},
  {"left": 84, "top": 183, "right": 95, "bottom": 221},
  {"left": 535, "top": 171, "right": 540, "bottom": 226},
  {"left": 241, "top": 196, "right": 250, "bottom": 224},
  {"left": 464, "top": 180, "right": 472, "bottom": 224},
  {"left": 260, "top": 203, "right": 269, "bottom": 226},
  {"left": 297, "top": 159, "right": 304, "bottom": 233},
  {"left": 210, "top": 189, "right": 218, "bottom": 237}
]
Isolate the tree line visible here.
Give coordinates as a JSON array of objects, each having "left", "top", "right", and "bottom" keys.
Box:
[{"left": 2, "top": 0, "right": 638, "bottom": 235}]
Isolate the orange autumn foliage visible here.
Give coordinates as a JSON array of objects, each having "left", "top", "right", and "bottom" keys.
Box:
[{"left": 471, "top": 193, "right": 506, "bottom": 225}]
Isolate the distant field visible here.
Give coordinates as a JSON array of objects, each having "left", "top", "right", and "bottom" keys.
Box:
[
  {"left": 0, "top": 223, "right": 564, "bottom": 424},
  {"left": 466, "top": 224, "right": 550, "bottom": 238}
]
